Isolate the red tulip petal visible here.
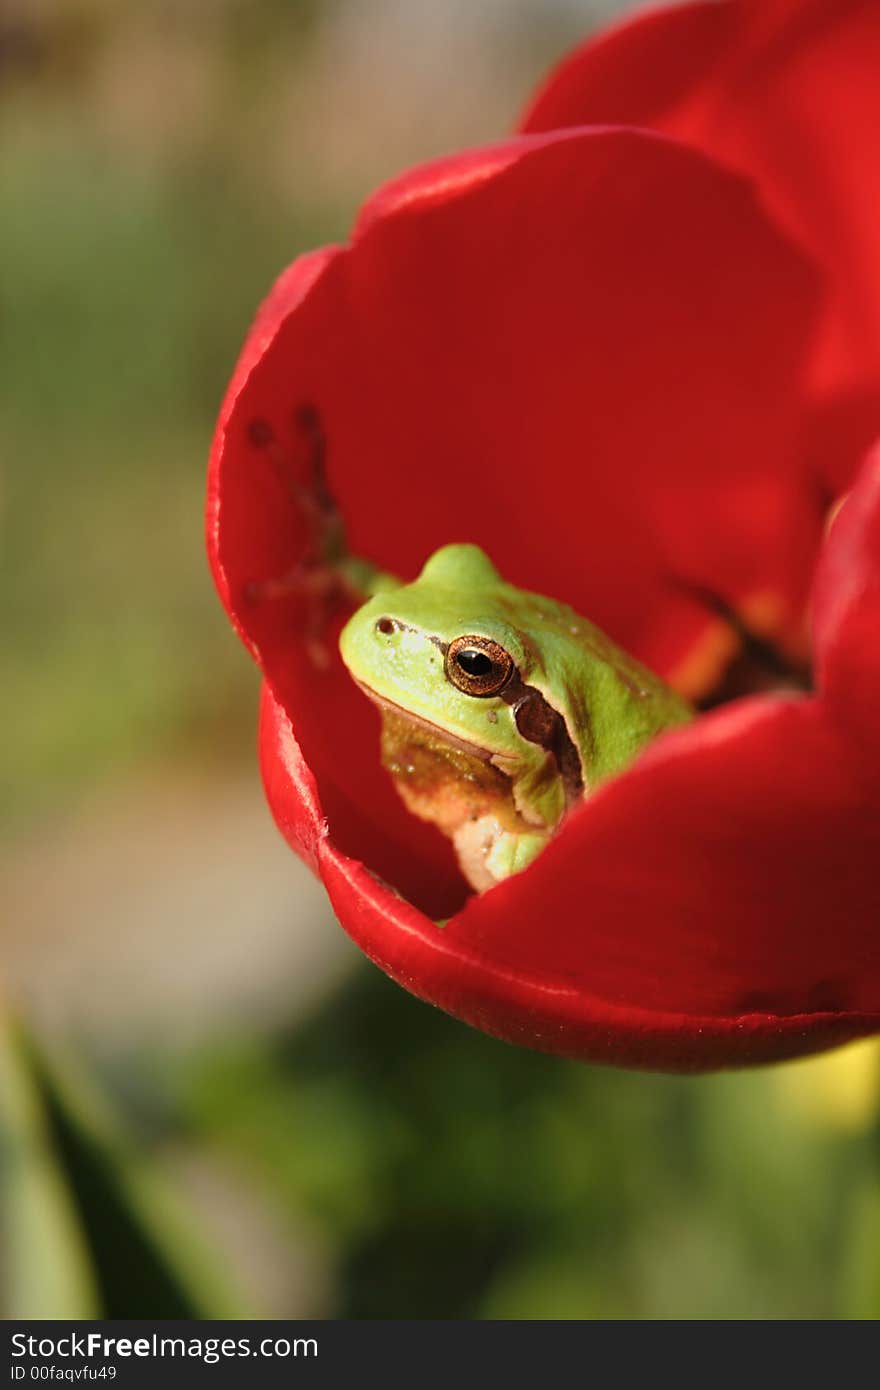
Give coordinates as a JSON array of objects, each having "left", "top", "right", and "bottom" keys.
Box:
[
  {"left": 261, "top": 682, "right": 880, "bottom": 1070},
  {"left": 798, "top": 388, "right": 880, "bottom": 499},
  {"left": 812, "top": 445, "right": 880, "bottom": 783},
  {"left": 521, "top": 0, "right": 880, "bottom": 417},
  {"left": 519, "top": 2, "right": 736, "bottom": 136},
  {"left": 259, "top": 676, "right": 467, "bottom": 921}
]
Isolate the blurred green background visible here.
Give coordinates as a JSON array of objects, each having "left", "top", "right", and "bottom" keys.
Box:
[{"left": 1, "top": 0, "right": 879, "bottom": 1320}]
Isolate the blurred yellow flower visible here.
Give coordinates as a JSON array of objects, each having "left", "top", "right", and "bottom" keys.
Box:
[{"left": 775, "top": 1039, "right": 880, "bottom": 1133}]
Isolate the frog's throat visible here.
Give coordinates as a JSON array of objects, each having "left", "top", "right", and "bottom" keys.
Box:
[
  {"left": 352, "top": 680, "right": 495, "bottom": 761},
  {"left": 353, "top": 677, "right": 584, "bottom": 808}
]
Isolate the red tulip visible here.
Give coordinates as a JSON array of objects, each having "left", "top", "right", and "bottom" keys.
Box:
[
  {"left": 207, "top": 9, "right": 880, "bottom": 1069},
  {"left": 521, "top": 0, "right": 880, "bottom": 491}
]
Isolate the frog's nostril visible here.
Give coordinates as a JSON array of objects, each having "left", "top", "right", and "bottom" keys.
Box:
[{"left": 376, "top": 617, "right": 396, "bottom": 636}]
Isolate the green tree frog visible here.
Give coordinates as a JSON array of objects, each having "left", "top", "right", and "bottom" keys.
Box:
[{"left": 339, "top": 544, "right": 692, "bottom": 893}]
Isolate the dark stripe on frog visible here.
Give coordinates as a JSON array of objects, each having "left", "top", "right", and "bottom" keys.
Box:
[
  {"left": 498, "top": 678, "right": 585, "bottom": 809},
  {"left": 377, "top": 618, "right": 585, "bottom": 805}
]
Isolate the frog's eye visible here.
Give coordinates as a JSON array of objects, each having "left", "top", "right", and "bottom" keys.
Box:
[{"left": 445, "top": 635, "right": 514, "bottom": 697}]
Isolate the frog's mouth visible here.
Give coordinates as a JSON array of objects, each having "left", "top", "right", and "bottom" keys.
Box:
[{"left": 351, "top": 679, "right": 497, "bottom": 762}]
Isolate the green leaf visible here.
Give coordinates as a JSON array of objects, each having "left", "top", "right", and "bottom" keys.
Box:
[
  {"left": 1, "top": 1014, "right": 248, "bottom": 1318},
  {"left": 0, "top": 1015, "right": 99, "bottom": 1318}
]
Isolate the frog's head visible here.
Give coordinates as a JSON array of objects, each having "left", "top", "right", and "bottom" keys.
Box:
[{"left": 339, "top": 544, "right": 533, "bottom": 755}]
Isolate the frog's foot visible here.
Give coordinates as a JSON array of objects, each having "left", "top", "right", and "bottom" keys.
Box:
[
  {"left": 243, "top": 554, "right": 362, "bottom": 669},
  {"left": 454, "top": 817, "right": 549, "bottom": 893},
  {"left": 246, "top": 404, "right": 346, "bottom": 552},
  {"left": 245, "top": 402, "right": 348, "bottom": 574},
  {"left": 242, "top": 403, "right": 371, "bottom": 666}
]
